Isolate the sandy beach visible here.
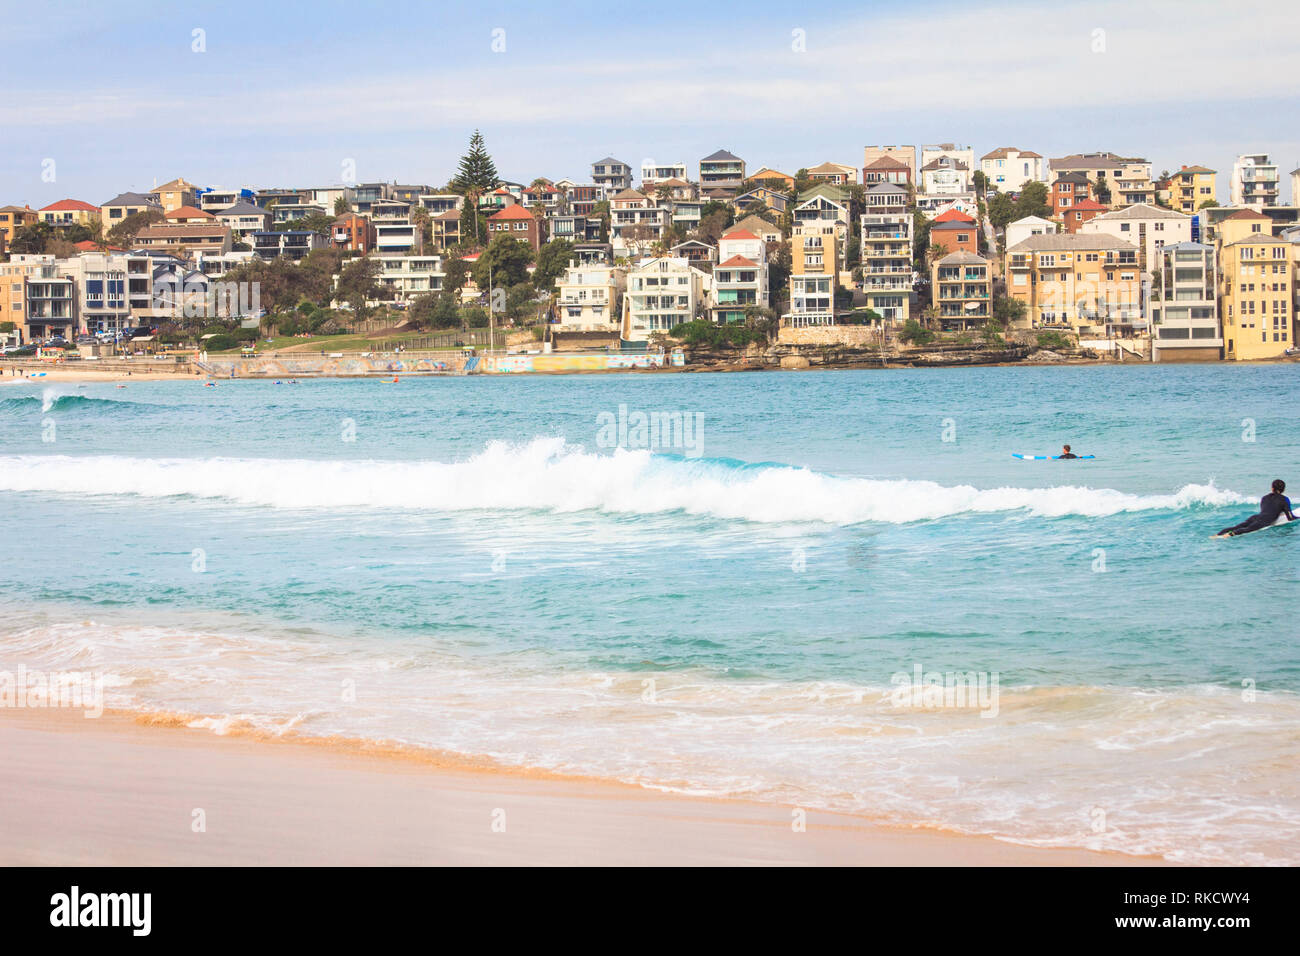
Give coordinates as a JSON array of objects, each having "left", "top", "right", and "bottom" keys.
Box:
[
  {"left": 0, "top": 709, "right": 1155, "bottom": 866},
  {"left": 0, "top": 366, "right": 196, "bottom": 383}
]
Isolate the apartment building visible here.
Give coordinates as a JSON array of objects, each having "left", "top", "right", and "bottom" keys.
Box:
[
  {"left": 56, "top": 252, "right": 154, "bottom": 333},
  {"left": 1005, "top": 233, "right": 1142, "bottom": 335},
  {"left": 862, "top": 146, "right": 916, "bottom": 185},
  {"left": 621, "top": 256, "right": 709, "bottom": 341},
  {"left": 99, "top": 192, "right": 162, "bottom": 236},
  {"left": 198, "top": 187, "right": 255, "bottom": 214},
  {"left": 710, "top": 229, "right": 768, "bottom": 324},
  {"left": 865, "top": 182, "right": 908, "bottom": 215},
  {"left": 1219, "top": 230, "right": 1291, "bottom": 360},
  {"left": 0, "top": 205, "right": 38, "bottom": 249},
  {"left": 1167, "top": 166, "right": 1216, "bottom": 214},
  {"left": 920, "top": 156, "right": 972, "bottom": 195},
  {"left": 487, "top": 205, "right": 542, "bottom": 251},
  {"left": 640, "top": 162, "right": 688, "bottom": 190},
  {"left": 920, "top": 144, "right": 974, "bottom": 191},
  {"left": 152, "top": 177, "right": 199, "bottom": 212},
  {"left": 251, "top": 230, "right": 327, "bottom": 261},
  {"left": 1146, "top": 242, "right": 1221, "bottom": 362},
  {"left": 1230, "top": 153, "right": 1280, "bottom": 208},
  {"left": 930, "top": 251, "right": 991, "bottom": 330},
  {"left": 979, "top": 147, "right": 1046, "bottom": 193},
  {"left": 331, "top": 213, "right": 376, "bottom": 253},
  {"left": 592, "top": 158, "right": 633, "bottom": 193},
  {"left": 860, "top": 213, "right": 912, "bottom": 324},
  {"left": 1050, "top": 153, "right": 1153, "bottom": 207},
  {"left": 272, "top": 200, "right": 327, "bottom": 225},
  {"left": 792, "top": 187, "right": 850, "bottom": 264},
  {"left": 370, "top": 254, "right": 445, "bottom": 303},
  {"left": 1050, "top": 173, "right": 1093, "bottom": 220},
  {"left": 132, "top": 222, "right": 232, "bottom": 257},
  {"left": 785, "top": 230, "right": 838, "bottom": 327},
  {"left": 608, "top": 189, "right": 670, "bottom": 257},
  {"left": 554, "top": 261, "right": 625, "bottom": 331},
  {"left": 862, "top": 155, "right": 912, "bottom": 188},
  {"left": 1080, "top": 203, "right": 1192, "bottom": 272},
  {"left": 699, "top": 150, "right": 745, "bottom": 193}
]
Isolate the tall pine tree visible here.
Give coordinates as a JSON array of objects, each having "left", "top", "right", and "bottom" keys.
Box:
[{"left": 451, "top": 130, "right": 500, "bottom": 194}]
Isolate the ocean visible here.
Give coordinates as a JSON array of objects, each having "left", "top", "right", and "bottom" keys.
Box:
[{"left": 1, "top": 364, "right": 1298, "bottom": 864}]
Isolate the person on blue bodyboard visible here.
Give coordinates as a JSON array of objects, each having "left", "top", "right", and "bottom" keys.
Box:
[
  {"left": 1056, "top": 444, "right": 1079, "bottom": 459},
  {"left": 1217, "top": 479, "right": 1296, "bottom": 537}
]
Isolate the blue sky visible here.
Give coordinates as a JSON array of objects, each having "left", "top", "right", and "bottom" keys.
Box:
[{"left": 3, "top": 0, "right": 1298, "bottom": 206}]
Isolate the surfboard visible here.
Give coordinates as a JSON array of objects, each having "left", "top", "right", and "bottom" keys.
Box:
[
  {"left": 1012, "top": 453, "right": 1095, "bottom": 460},
  {"left": 1211, "top": 515, "right": 1292, "bottom": 539}
]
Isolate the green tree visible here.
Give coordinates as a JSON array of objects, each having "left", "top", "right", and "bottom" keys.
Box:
[
  {"left": 533, "top": 239, "right": 574, "bottom": 290},
  {"left": 334, "top": 196, "right": 351, "bottom": 216},
  {"left": 987, "top": 191, "right": 1017, "bottom": 231},
  {"left": 472, "top": 234, "right": 532, "bottom": 291},
  {"left": 450, "top": 130, "right": 500, "bottom": 195},
  {"left": 973, "top": 170, "right": 987, "bottom": 196},
  {"left": 591, "top": 200, "right": 611, "bottom": 243},
  {"left": 443, "top": 256, "right": 470, "bottom": 301},
  {"left": 335, "top": 256, "right": 381, "bottom": 324},
  {"left": 106, "top": 209, "right": 164, "bottom": 246},
  {"left": 1014, "top": 181, "right": 1051, "bottom": 220}
]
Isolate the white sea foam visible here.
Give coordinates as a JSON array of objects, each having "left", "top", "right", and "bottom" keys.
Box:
[{"left": 0, "top": 439, "right": 1250, "bottom": 525}]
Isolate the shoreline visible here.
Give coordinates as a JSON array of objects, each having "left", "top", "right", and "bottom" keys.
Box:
[{"left": 0, "top": 708, "right": 1161, "bottom": 866}]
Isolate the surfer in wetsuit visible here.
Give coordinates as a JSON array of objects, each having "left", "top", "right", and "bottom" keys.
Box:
[
  {"left": 1056, "top": 445, "right": 1078, "bottom": 459},
  {"left": 1218, "top": 479, "right": 1296, "bottom": 537}
]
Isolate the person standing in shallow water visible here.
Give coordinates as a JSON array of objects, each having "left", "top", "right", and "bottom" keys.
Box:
[{"left": 1218, "top": 479, "right": 1297, "bottom": 537}]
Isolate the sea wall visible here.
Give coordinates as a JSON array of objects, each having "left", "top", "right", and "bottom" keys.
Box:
[{"left": 778, "top": 326, "right": 882, "bottom": 347}]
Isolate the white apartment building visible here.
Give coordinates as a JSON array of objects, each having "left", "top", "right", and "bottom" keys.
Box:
[
  {"left": 860, "top": 212, "right": 913, "bottom": 324},
  {"left": 1080, "top": 203, "right": 1192, "bottom": 272},
  {"left": 711, "top": 229, "right": 768, "bottom": 324},
  {"left": 919, "top": 144, "right": 974, "bottom": 193},
  {"left": 554, "top": 261, "right": 626, "bottom": 331},
  {"left": 368, "top": 254, "right": 444, "bottom": 304},
  {"left": 608, "top": 189, "right": 671, "bottom": 258},
  {"left": 58, "top": 252, "right": 155, "bottom": 332},
  {"left": 979, "top": 147, "right": 1047, "bottom": 193},
  {"left": 1146, "top": 241, "right": 1221, "bottom": 362},
  {"left": 621, "top": 256, "right": 709, "bottom": 342},
  {"left": 640, "top": 161, "right": 689, "bottom": 189},
  {"left": 1231, "top": 153, "right": 1281, "bottom": 208}
]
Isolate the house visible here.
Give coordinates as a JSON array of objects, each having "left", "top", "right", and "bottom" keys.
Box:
[
  {"left": 194, "top": 249, "right": 257, "bottom": 281},
  {"left": 304, "top": 186, "right": 355, "bottom": 212},
  {"left": 930, "top": 251, "right": 991, "bottom": 330},
  {"left": 553, "top": 261, "right": 626, "bottom": 331},
  {"left": 1168, "top": 166, "right": 1216, "bottom": 213},
  {"left": 374, "top": 217, "right": 424, "bottom": 256},
  {"left": 39, "top": 199, "right": 99, "bottom": 228},
  {"left": 733, "top": 186, "right": 790, "bottom": 216},
  {"left": 621, "top": 257, "right": 710, "bottom": 342},
  {"left": 1004, "top": 233, "right": 1142, "bottom": 335},
  {"left": 215, "top": 201, "right": 272, "bottom": 238},
  {"left": 862, "top": 155, "right": 912, "bottom": 187},
  {"left": 862, "top": 146, "right": 915, "bottom": 185},
  {"left": 152, "top": 177, "right": 200, "bottom": 212},
  {"left": 332, "top": 213, "right": 376, "bottom": 253},
  {"left": 640, "top": 162, "right": 689, "bottom": 190},
  {"left": 99, "top": 192, "right": 162, "bottom": 236},
  {"left": 744, "top": 168, "right": 796, "bottom": 191},
  {"left": 1079, "top": 203, "right": 1192, "bottom": 270},
  {"left": 979, "top": 148, "right": 1046, "bottom": 193},
  {"left": 350, "top": 183, "right": 391, "bottom": 216},
  {"left": 561, "top": 184, "right": 602, "bottom": 216},
  {"left": 592, "top": 157, "right": 633, "bottom": 193},
  {"left": 1231, "top": 153, "right": 1280, "bottom": 208},
  {"left": 132, "top": 222, "right": 232, "bottom": 257},
  {"left": 1050, "top": 172, "right": 1093, "bottom": 219},
  {"left": 916, "top": 194, "right": 979, "bottom": 220},
  {"left": 165, "top": 205, "right": 215, "bottom": 225},
  {"left": 710, "top": 230, "right": 768, "bottom": 324},
  {"left": 699, "top": 150, "right": 746, "bottom": 194},
  {"left": 487, "top": 205, "right": 542, "bottom": 251},
  {"left": 929, "top": 213, "right": 979, "bottom": 255},
  {"left": 417, "top": 194, "right": 463, "bottom": 216},
  {"left": 669, "top": 239, "right": 716, "bottom": 266},
  {"left": 546, "top": 214, "right": 598, "bottom": 245},
  {"left": 271, "top": 201, "right": 327, "bottom": 225},
  {"left": 807, "top": 162, "right": 857, "bottom": 186},
  {"left": 731, "top": 214, "right": 784, "bottom": 246},
  {"left": 1005, "top": 216, "right": 1058, "bottom": 249},
  {"left": 793, "top": 187, "right": 850, "bottom": 264},
  {"left": 251, "top": 230, "right": 327, "bottom": 261},
  {"left": 389, "top": 185, "right": 431, "bottom": 205},
  {"left": 1062, "top": 198, "right": 1108, "bottom": 233},
  {"left": 785, "top": 230, "right": 838, "bottom": 327},
  {"left": 1146, "top": 242, "right": 1220, "bottom": 362},
  {"left": 1218, "top": 231, "right": 1291, "bottom": 360},
  {"left": 0, "top": 205, "right": 37, "bottom": 251},
  {"left": 430, "top": 209, "right": 462, "bottom": 250},
  {"left": 920, "top": 156, "right": 972, "bottom": 195},
  {"left": 860, "top": 212, "right": 912, "bottom": 324}
]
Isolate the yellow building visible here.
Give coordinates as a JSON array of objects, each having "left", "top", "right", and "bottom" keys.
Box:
[
  {"left": 1218, "top": 232, "right": 1292, "bottom": 361},
  {"left": 1005, "top": 233, "right": 1142, "bottom": 335},
  {"left": 1168, "top": 166, "right": 1216, "bottom": 214},
  {"left": 153, "top": 178, "right": 199, "bottom": 212},
  {"left": 785, "top": 229, "right": 839, "bottom": 326},
  {"left": 38, "top": 198, "right": 100, "bottom": 228},
  {"left": 0, "top": 204, "right": 38, "bottom": 249}
]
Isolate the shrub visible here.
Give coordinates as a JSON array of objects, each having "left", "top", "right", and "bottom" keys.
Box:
[
  {"left": 1036, "top": 330, "right": 1072, "bottom": 351},
  {"left": 898, "top": 319, "right": 934, "bottom": 346},
  {"left": 204, "top": 334, "right": 239, "bottom": 351}
]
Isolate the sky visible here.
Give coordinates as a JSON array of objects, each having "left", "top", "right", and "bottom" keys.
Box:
[{"left": 3, "top": 0, "right": 1298, "bottom": 207}]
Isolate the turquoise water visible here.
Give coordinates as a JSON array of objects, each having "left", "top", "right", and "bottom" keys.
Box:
[{"left": 1, "top": 366, "right": 1298, "bottom": 863}]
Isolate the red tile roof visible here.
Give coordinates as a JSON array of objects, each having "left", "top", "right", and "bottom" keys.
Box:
[
  {"left": 717, "top": 255, "right": 757, "bottom": 268},
  {"left": 933, "top": 209, "right": 975, "bottom": 223},
  {"left": 40, "top": 198, "right": 99, "bottom": 212},
  {"left": 1071, "top": 199, "right": 1109, "bottom": 211},
  {"left": 166, "top": 205, "right": 214, "bottom": 220},
  {"left": 489, "top": 205, "right": 535, "bottom": 221},
  {"left": 721, "top": 229, "right": 758, "bottom": 240}
]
